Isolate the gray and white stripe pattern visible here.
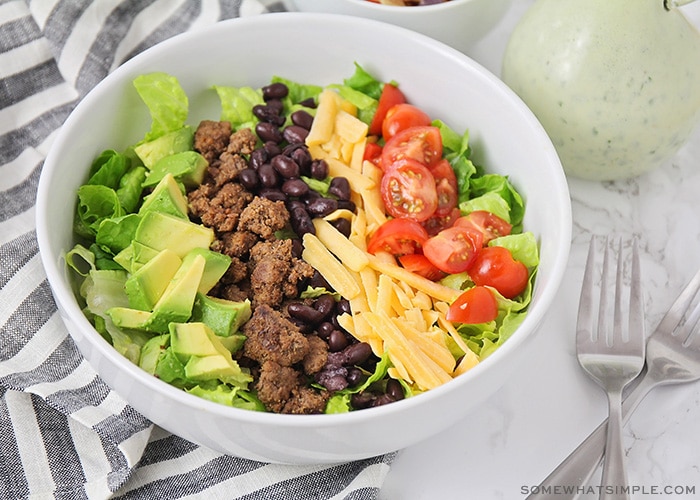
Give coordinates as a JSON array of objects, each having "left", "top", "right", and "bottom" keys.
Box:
[{"left": 0, "top": 1, "right": 395, "bottom": 498}]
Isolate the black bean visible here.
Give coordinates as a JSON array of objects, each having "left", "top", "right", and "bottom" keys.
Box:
[
  {"left": 337, "top": 199, "right": 356, "bottom": 212},
  {"left": 258, "top": 188, "right": 287, "bottom": 203},
  {"left": 329, "top": 177, "right": 351, "bottom": 200},
  {"left": 291, "top": 109, "right": 314, "bottom": 130},
  {"left": 266, "top": 99, "right": 284, "bottom": 115},
  {"left": 286, "top": 199, "right": 306, "bottom": 212},
  {"left": 249, "top": 148, "right": 268, "bottom": 170},
  {"left": 351, "top": 392, "right": 374, "bottom": 410},
  {"left": 283, "top": 125, "right": 309, "bottom": 145},
  {"left": 253, "top": 104, "right": 284, "bottom": 125},
  {"left": 306, "top": 197, "right": 338, "bottom": 217},
  {"left": 271, "top": 155, "right": 300, "bottom": 178},
  {"left": 238, "top": 168, "right": 259, "bottom": 191},
  {"left": 256, "top": 122, "right": 283, "bottom": 143},
  {"left": 316, "top": 321, "right": 335, "bottom": 339},
  {"left": 289, "top": 316, "right": 313, "bottom": 334},
  {"left": 310, "top": 159, "right": 328, "bottom": 180},
  {"left": 330, "top": 218, "right": 351, "bottom": 238},
  {"left": 290, "top": 147, "right": 312, "bottom": 173},
  {"left": 372, "top": 394, "right": 396, "bottom": 407},
  {"left": 386, "top": 379, "right": 405, "bottom": 401},
  {"left": 290, "top": 238, "right": 303, "bottom": 259},
  {"left": 290, "top": 207, "right": 315, "bottom": 237},
  {"left": 288, "top": 302, "right": 325, "bottom": 324},
  {"left": 281, "top": 178, "right": 309, "bottom": 197},
  {"left": 262, "top": 82, "right": 288, "bottom": 100},
  {"left": 263, "top": 141, "right": 282, "bottom": 157},
  {"left": 346, "top": 367, "right": 363, "bottom": 387},
  {"left": 344, "top": 342, "right": 372, "bottom": 366},
  {"left": 328, "top": 329, "right": 349, "bottom": 352},
  {"left": 298, "top": 97, "right": 317, "bottom": 108},
  {"left": 337, "top": 298, "right": 351, "bottom": 316},
  {"left": 257, "top": 163, "right": 279, "bottom": 188},
  {"left": 309, "top": 270, "right": 331, "bottom": 290},
  {"left": 313, "top": 294, "right": 336, "bottom": 319}
]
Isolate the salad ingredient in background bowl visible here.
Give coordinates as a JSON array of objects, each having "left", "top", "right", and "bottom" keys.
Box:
[
  {"left": 67, "top": 66, "right": 538, "bottom": 415},
  {"left": 283, "top": 0, "right": 514, "bottom": 54},
  {"left": 366, "top": 0, "right": 451, "bottom": 5}
]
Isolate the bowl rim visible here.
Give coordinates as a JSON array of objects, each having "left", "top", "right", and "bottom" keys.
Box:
[{"left": 36, "top": 11, "right": 572, "bottom": 428}]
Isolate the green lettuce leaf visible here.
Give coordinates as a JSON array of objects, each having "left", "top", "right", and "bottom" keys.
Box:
[
  {"left": 133, "top": 72, "right": 189, "bottom": 142},
  {"left": 213, "top": 85, "right": 264, "bottom": 130}
]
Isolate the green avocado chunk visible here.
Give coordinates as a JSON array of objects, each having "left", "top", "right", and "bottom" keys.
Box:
[
  {"left": 191, "top": 293, "right": 251, "bottom": 338},
  {"left": 142, "top": 151, "right": 208, "bottom": 189},
  {"left": 124, "top": 248, "right": 182, "bottom": 311},
  {"left": 134, "top": 211, "right": 214, "bottom": 260},
  {"left": 134, "top": 126, "right": 194, "bottom": 169},
  {"left": 138, "top": 173, "right": 188, "bottom": 219}
]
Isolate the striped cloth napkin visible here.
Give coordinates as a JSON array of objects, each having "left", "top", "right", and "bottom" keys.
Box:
[{"left": 0, "top": 1, "right": 396, "bottom": 498}]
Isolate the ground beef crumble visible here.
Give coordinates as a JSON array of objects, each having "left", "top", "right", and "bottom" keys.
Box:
[{"left": 189, "top": 120, "right": 328, "bottom": 414}]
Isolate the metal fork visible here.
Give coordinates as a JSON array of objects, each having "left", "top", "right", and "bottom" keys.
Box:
[
  {"left": 575, "top": 236, "right": 645, "bottom": 499},
  {"left": 527, "top": 254, "right": 700, "bottom": 500}
]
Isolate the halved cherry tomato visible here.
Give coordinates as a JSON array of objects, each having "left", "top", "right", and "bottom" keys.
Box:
[
  {"left": 430, "top": 159, "right": 458, "bottom": 217},
  {"left": 381, "top": 159, "right": 438, "bottom": 222},
  {"left": 422, "top": 207, "right": 461, "bottom": 236},
  {"left": 363, "top": 141, "right": 383, "bottom": 167},
  {"left": 381, "top": 126, "right": 443, "bottom": 169},
  {"left": 382, "top": 104, "right": 432, "bottom": 141},
  {"left": 422, "top": 226, "right": 483, "bottom": 274},
  {"left": 454, "top": 211, "right": 512, "bottom": 244},
  {"left": 446, "top": 285, "right": 498, "bottom": 324},
  {"left": 398, "top": 253, "right": 446, "bottom": 281},
  {"left": 468, "top": 246, "right": 528, "bottom": 299},
  {"left": 367, "top": 218, "right": 429, "bottom": 256},
  {"left": 369, "top": 83, "right": 406, "bottom": 136}
]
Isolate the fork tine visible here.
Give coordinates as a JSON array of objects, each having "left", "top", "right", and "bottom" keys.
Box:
[
  {"left": 628, "top": 238, "right": 645, "bottom": 345},
  {"left": 596, "top": 236, "right": 614, "bottom": 344},
  {"left": 654, "top": 266, "right": 700, "bottom": 338},
  {"left": 576, "top": 236, "right": 598, "bottom": 343},
  {"left": 681, "top": 299, "right": 700, "bottom": 349},
  {"left": 612, "top": 237, "right": 624, "bottom": 345}
]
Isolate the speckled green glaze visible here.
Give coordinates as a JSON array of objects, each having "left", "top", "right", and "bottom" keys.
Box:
[{"left": 502, "top": 0, "right": 700, "bottom": 180}]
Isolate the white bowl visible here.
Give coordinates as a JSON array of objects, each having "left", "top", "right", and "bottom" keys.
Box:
[
  {"left": 283, "top": 0, "right": 513, "bottom": 53},
  {"left": 37, "top": 12, "right": 571, "bottom": 464}
]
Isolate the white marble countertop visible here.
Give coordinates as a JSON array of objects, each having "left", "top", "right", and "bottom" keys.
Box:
[{"left": 380, "top": 1, "right": 700, "bottom": 498}]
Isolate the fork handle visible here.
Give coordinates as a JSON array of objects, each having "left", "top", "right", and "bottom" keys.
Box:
[
  {"left": 525, "top": 374, "right": 658, "bottom": 500},
  {"left": 600, "top": 389, "right": 629, "bottom": 499}
]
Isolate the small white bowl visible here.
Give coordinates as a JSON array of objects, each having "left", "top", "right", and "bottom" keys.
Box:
[
  {"left": 283, "top": 0, "right": 514, "bottom": 53},
  {"left": 37, "top": 12, "right": 570, "bottom": 464}
]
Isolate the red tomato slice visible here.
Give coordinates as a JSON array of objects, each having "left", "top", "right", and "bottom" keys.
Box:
[
  {"left": 446, "top": 286, "right": 498, "bottom": 324},
  {"left": 454, "top": 211, "right": 512, "bottom": 244},
  {"left": 363, "top": 141, "right": 383, "bottom": 167},
  {"left": 468, "top": 246, "right": 529, "bottom": 299},
  {"left": 369, "top": 83, "right": 406, "bottom": 136},
  {"left": 430, "top": 159, "right": 458, "bottom": 217},
  {"left": 382, "top": 104, "right": 432, "bottom": 142},
  {"left": 398, "top": 253, "right": 446, "bottom": 281},
  {"left": 422, "top": 207, "right": 461, "bottom": 236},
  {"left": 381, "top": 159, "right": 438, "bottom": 222},
  {"left": 367, "top": 218, "right": 429, "bottom": 256},
  {"left": 381, "top": 126, "right": 443, "bottom": 169},
  {"left": 422, "top": 226, "right": 483, "bottom": 274}
]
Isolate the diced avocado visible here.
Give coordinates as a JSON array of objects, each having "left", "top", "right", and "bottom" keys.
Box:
[
  {"left": 191, "top": 293, "right": 251, "bottom": 337},
  {"left": 146, "top": 253, "right": 207, "bottom": 332},
  {"left": 186, "top": 248, "right": 231, "bottom": 294},
  {"left": 134, "top": 126, "right": 193, "bottom": 169},
  {"left": 114, "top": 244, "right": 134, "bottom": 272},
  {"left": 184, "top": 354, "right": 252, "bottom": 387},
  {"left": 139, "top": 334, "right": 170, "bottom": 375},
  {"left": 138, "top": 173, "right": 188, "bottom": 219},
  {"left": 142, "top": 151, "right": 208, "bottom": 189},
  {"left": 130, "top": 241, "right": 161, "bottom": 271},
  {"left": 107, "top": 307, "right": 154, "bottom": 330},
  {"left": 170, "top": 322, "right": 228, "bottom": 360},
  {"left": 134, "top": 211, "right": 214, "bottom": 259},
  {"left": 124, "top": 248, "right": 182, "bottom": 311},
  {"left": 154, "top": 348, "right": 188, "bottom": 385},
  {"left": 218, "top": 334, "right": 246, "bottom": 354}
]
